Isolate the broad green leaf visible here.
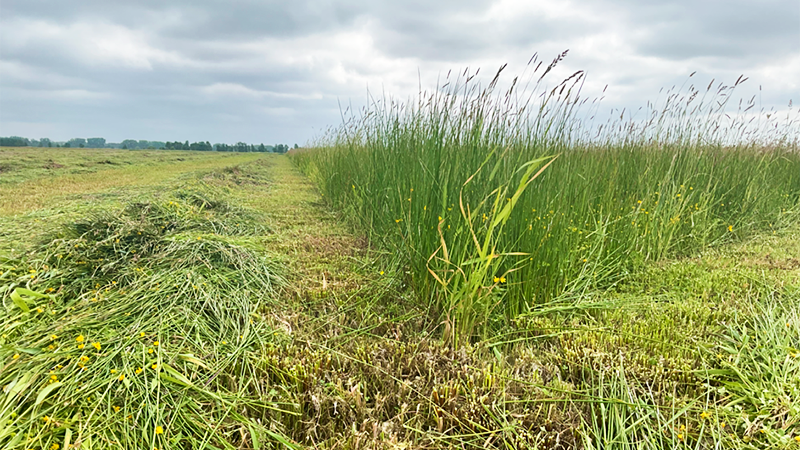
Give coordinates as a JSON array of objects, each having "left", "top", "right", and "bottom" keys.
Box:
[
  {"left": 35, "top": 381, "right": 62, "bottom": 405},
  {"left": 9, "top": 290, "right": 30, "bottom": 313}
]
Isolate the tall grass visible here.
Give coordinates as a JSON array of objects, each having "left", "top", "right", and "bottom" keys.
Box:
[{"left": 293, "top": 54, "right": 800, "bottom": 341}]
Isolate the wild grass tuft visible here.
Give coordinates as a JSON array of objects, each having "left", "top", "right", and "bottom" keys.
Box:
[{"left": 293, "top": 55, "right": 800, "bottom": 342}]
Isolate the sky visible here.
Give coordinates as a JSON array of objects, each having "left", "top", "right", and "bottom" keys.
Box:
[{"left": 1, "top": 0, "right": 798, "bottom": 145}]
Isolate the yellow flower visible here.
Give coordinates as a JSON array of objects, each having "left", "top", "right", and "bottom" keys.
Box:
[
  {"left": 155, "top": 425, "right": 164, "bottom": 434},
  {"left": 36, "top": 307, "right": 43, "bottom": 313},
  {"left": 700, "top": 411, "right": 710, "bottom": 420},
  {"left": 76, "top": 335, "right": 84, "bottom": 343},
  {"left": 135, "top": 367, "right": 143, "bottom": 375},
  {"left": 499, "top": 277, "right": 506, "bottom": 283},
  {"left": 148, "top": 348, "right": 154, "bottom": 354},
  {"left": 113, "top": 405, "right": 120, "bottom": 412},
  {"left": 12, "top": 353, "right": 20, "bottom": 360},
  {"left": 795, "top": 436, "right": 800, "bottom": 443},
  {"left": 92, "top": 342, "right": 101, "bottom": 351},
  {"left": 77, "top": 344, "right": 84, "bottom": 349},
  {"left": 50, "top": 444, "right": 59, "bottom": 450},
  {"left": 677, "top": 433, "right": 683, "bottom": 441},
  {"left": 395, "top": 219, "right": 401, "bottom": 223},
  {"left": 153, "top": 341, "right": 159, "bottom": 346},
  {"left": 118, "top": 374, "right": 125, "bottom": 381},
  {"left": 151, "top": 363, "right": 158, "bottom": 370},
  {"left": 110, "top": 369, "right": 117, "bottom": 374},
  {"left": 140, "top": 332, "right": 146, "bottom": 337},
  {"left": 493, "top": 277, "right": 500, "bottom": 283},
  {"left": 379, "top": 271, "right": 384, "bottom": 275},
  {"left": 727, "top": 225, "right": 733, "bottom": 232},
  {"left": 50, "top": 334, "right": 58, "bottom": 340},
  {"left": 80, "top": 355, "right": 90, "bottom": 363}
]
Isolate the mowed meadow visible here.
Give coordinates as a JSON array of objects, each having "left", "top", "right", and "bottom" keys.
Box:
[{"left": 2, "top": 60, "right": 800, "bottom": 449}]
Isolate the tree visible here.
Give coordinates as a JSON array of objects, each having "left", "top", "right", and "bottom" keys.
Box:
[
  {"left": 40, "top": 138, "right": 52, "bottom": 148},
  {"left": 68, "top": 138, "right": 87, "bottom": 148},
  {"left": 0, "top": 136, "right": 28, "bottom": 146},
  {"left": 121, "top": 139, "right": 138, "bottom": 150},
  {"left": 87, "top": 137, "right": 106, "bottom": 148}
]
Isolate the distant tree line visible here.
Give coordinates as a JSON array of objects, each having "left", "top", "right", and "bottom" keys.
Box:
[{"left": 0, "top": 136, "right": 298, "bottom": 153}]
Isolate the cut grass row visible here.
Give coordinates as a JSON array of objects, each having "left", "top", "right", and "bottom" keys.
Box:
[
  {"left": 0, "top": 147, "right": 264, "bottom": 215},
  {"left": 1, "top": 174, "right": 294, "bottom": 449}
]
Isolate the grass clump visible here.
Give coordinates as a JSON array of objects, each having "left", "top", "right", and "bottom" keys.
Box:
[
  {"left": 0, "top": 183, "right": 294, "bottom": 449},
  {"left": 293, "top": 55, "right": 800, "bottom": 341}
]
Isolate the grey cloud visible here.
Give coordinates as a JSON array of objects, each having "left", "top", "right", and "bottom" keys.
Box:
[
  {"left": 1, "top": 0, "right": 797, "bottom": 144},
  {"left": 592, "top": 0, "right": 799, "bottom": 61}
]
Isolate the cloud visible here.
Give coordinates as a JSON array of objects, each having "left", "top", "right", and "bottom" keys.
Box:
[{"left": 1, "top": 0, "right": 797, "bottom": 144}]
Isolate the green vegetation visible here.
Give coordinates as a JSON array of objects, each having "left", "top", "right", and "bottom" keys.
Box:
[
  {"left": 1, "top": 181, "right": 286, "bottom": 450},
  {"left": 292, "top": 60, "right": 800, "bottom": 341},
  {"left": 289, "top": 59, "right": 800, "bottom": 448},
  {"left": 2, "top": 61, "right": 800, "bottom": 449},
  {"left": 0, "top": 148, "right": 264, "bottom": 215}
]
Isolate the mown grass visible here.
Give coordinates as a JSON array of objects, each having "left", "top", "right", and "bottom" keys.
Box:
[
  {"left": 0, "top": 172, "right": 298, "bottom": 449},
  {"left": 0, "top": 147, "right": 264, "bottom": 215}
]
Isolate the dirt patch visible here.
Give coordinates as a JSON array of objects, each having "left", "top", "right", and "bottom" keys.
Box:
[
  {"left": 760, "top": 253, "right": 800, "bottom": 270},
  {"left": 43, "top": 161, "right": 65, "bottom": 169},
  {"left": 302, "top": 234, "right": 367, "bottom": 258},
  {"left": 203, "top": 161, "right": 274, "bottom": 186}
]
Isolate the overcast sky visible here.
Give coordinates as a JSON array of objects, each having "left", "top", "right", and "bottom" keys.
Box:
[{"left": 1, "top": 0, "right": 798, "bottom": 145}]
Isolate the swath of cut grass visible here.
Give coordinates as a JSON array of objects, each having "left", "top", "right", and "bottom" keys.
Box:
[{"left": 0, "top": 183, "right": 298, "bottom": 449}]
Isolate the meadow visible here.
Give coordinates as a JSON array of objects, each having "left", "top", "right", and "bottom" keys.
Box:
[{"left": 1, "top": 62, "right": 800, "bottom": 449}]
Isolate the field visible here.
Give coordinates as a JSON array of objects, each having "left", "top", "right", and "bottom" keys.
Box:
[{"left": 2, "top": 72, "right": 800, "bottom": 449}]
